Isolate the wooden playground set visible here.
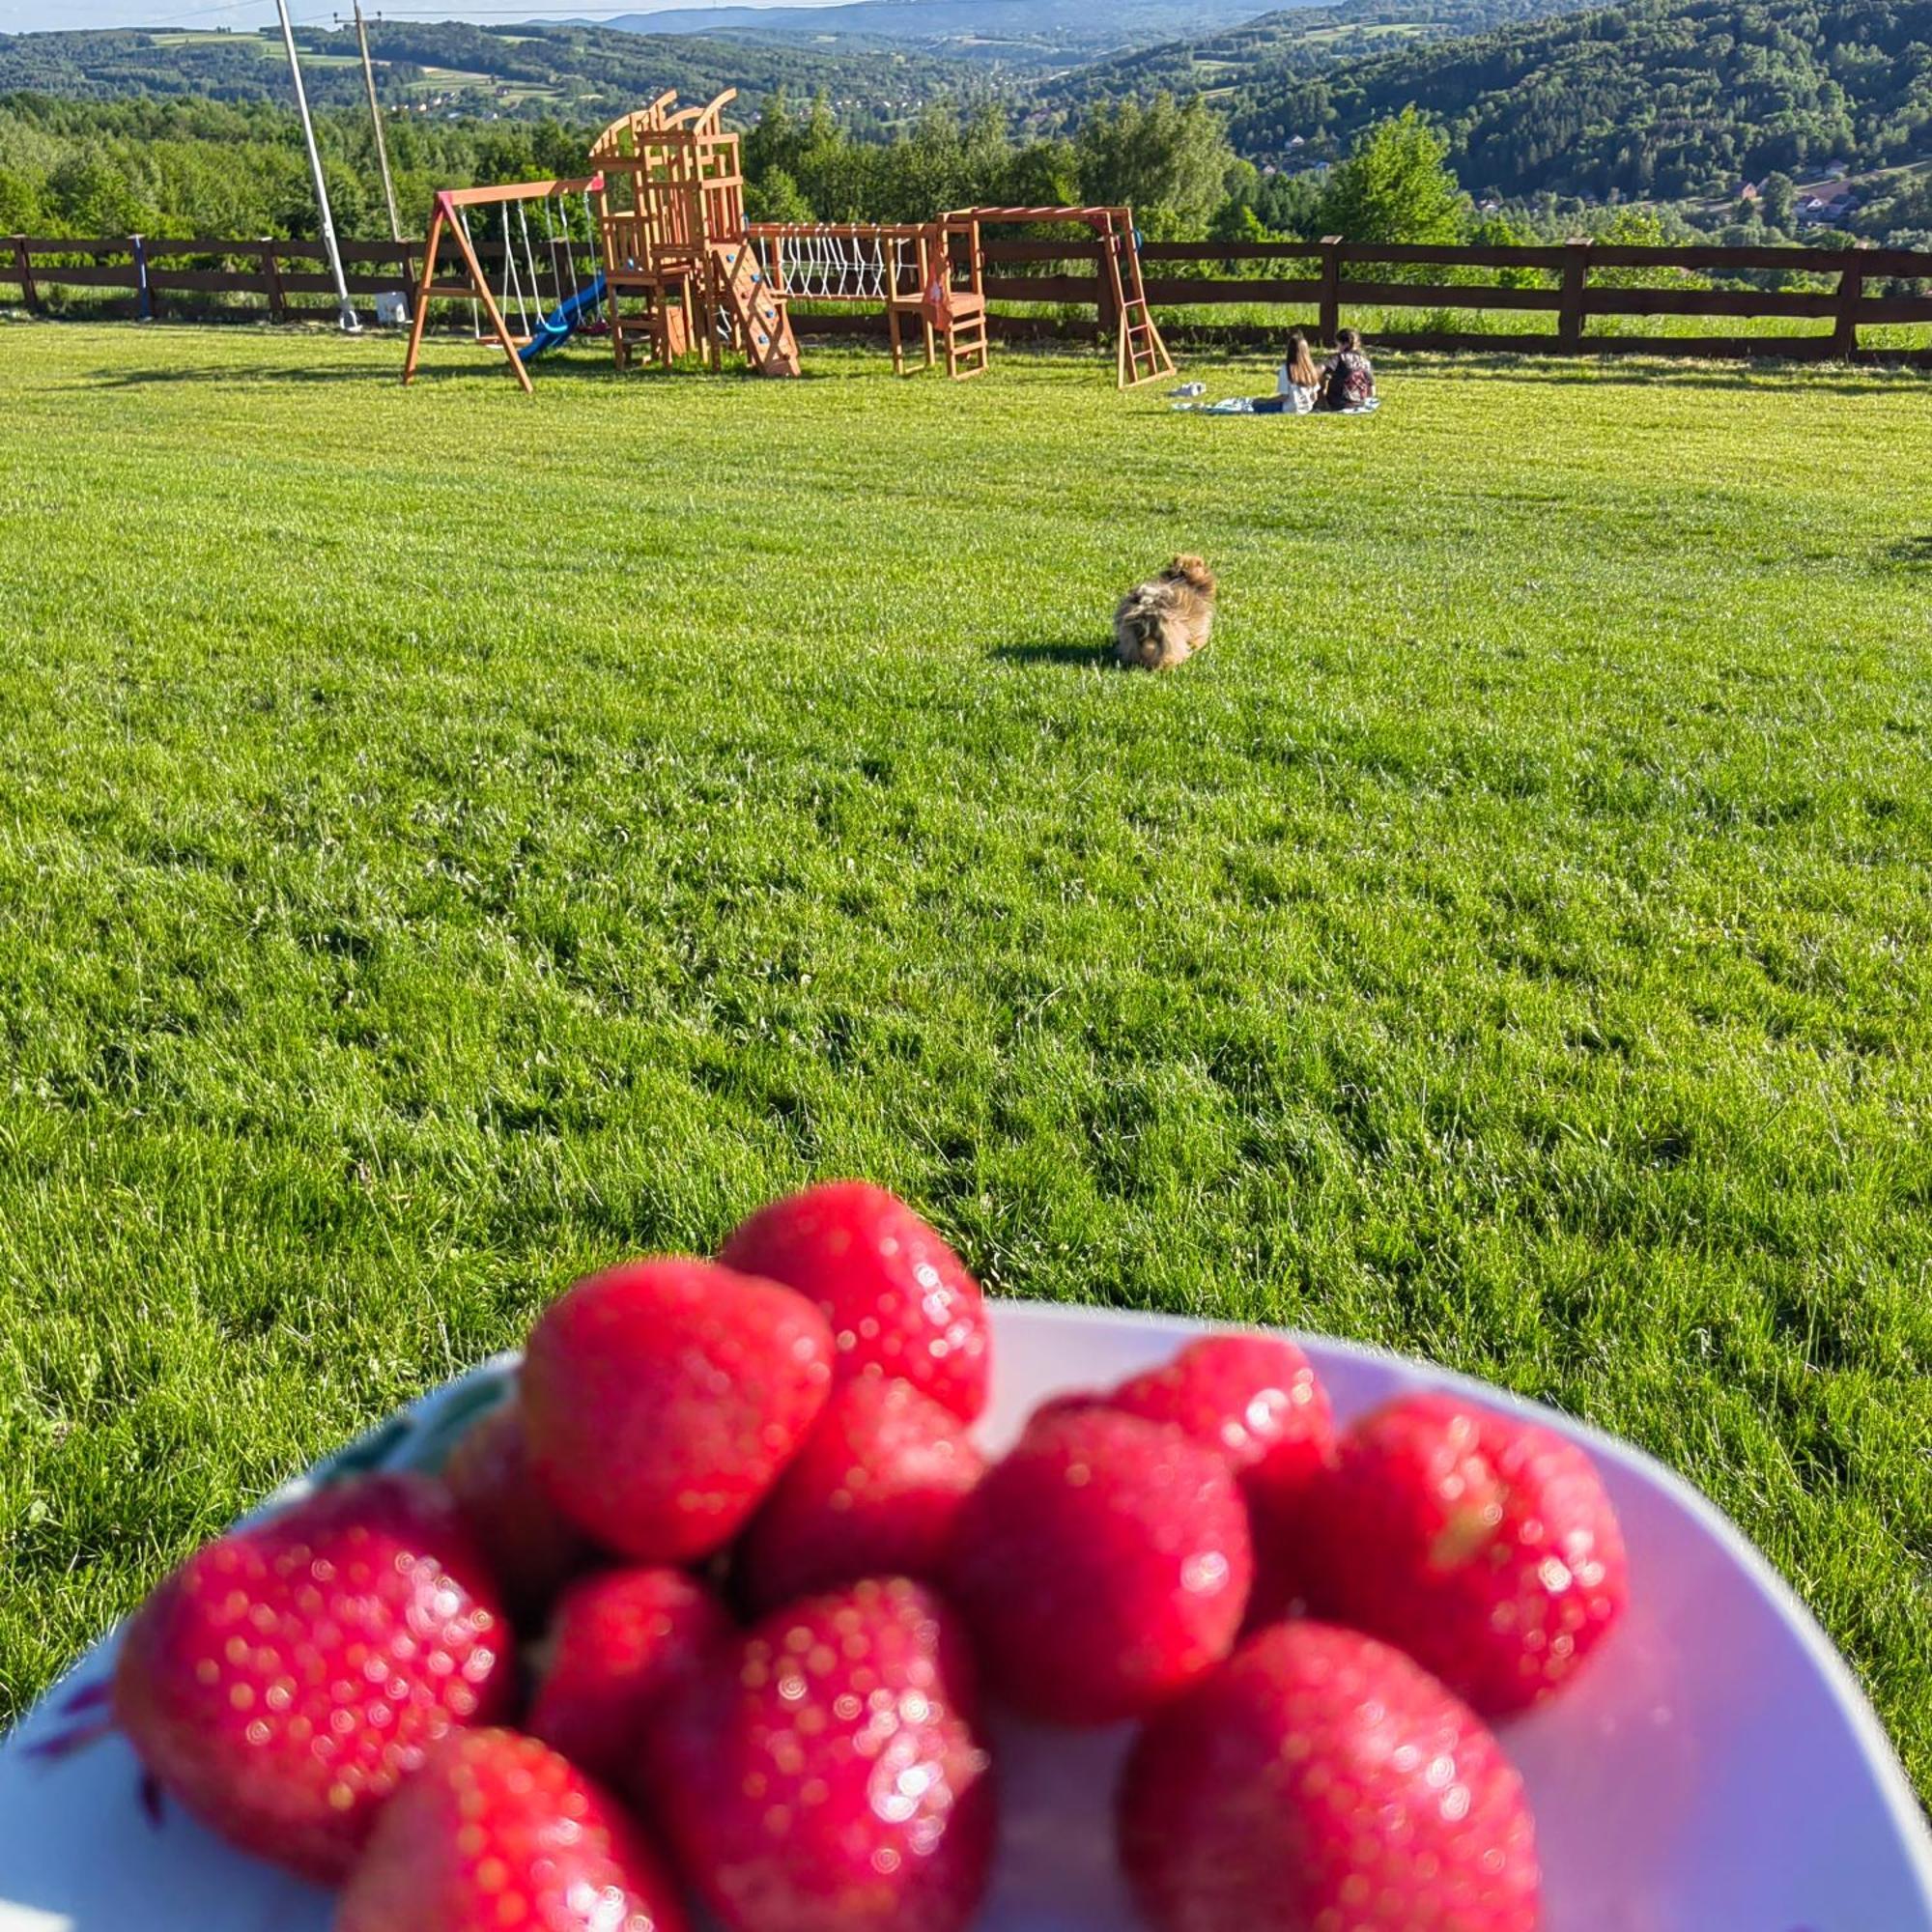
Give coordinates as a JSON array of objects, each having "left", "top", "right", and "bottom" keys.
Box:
[{"left": 401, "top": 91, "right": 1175, "bottom": 395}]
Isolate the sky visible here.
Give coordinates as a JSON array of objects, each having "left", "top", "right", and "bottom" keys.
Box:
[{"left": 0, "top": 0, "right": 833, "bottom": 38}]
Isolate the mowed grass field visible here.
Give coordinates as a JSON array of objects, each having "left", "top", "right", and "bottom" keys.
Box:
[{"left": 0, "top": 322, "right": 1928, "bottom": 1791}]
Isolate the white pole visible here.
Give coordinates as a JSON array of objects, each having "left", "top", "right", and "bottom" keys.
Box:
[{"left": 274, "top": 0, "right": 360, "bottom": 334}]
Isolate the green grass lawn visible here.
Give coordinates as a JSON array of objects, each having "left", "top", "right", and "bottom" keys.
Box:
[{"left": 1, "top": 321, "right": 1928, "bottom": 1795}]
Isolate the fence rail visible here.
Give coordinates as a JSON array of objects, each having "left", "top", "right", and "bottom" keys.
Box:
[{"left": 6, "top": 231, "right": 1931, "bottom": 361}]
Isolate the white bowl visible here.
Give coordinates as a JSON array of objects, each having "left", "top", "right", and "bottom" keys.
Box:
[{"left": 1, "top": 1300, "right": 1927, "bottom": 1931}]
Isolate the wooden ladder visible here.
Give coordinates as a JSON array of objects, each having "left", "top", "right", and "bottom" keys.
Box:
[
  {"left": 709, "top": 238, "right": 800, "bottom": 377},
  {"left": 1104, "top": 212, "right": 1176, "bottom": 389},
  {"left": 944, "top": 304, "right": 990, "bottom": 380}
]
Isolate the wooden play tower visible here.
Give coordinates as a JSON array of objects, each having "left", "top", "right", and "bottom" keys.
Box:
[{"left": 588, "top": 90, "right": 800, "bottom": 378}]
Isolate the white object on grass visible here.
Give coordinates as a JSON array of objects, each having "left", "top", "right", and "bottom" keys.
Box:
[{"left": 0, "top": 1302, "right": 1927, "bottom": 1931}]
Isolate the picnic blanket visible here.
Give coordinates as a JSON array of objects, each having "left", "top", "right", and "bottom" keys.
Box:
[{"left": 1175, "top": 396, "right": 1381, "bottom": 416}]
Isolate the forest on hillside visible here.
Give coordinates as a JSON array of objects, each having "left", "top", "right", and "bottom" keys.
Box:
[
  {"left": 1038, "top": 0, "right": 1600, "bottom": 117},
  {"left": 0, "top": 22, "right": 983, "bottom": 127},
  {"left": 3, "top": 0, "right": 1931, "bottom": 248},
  {"left": 1226, "top": 0, "right": 1932, "bottom": 197}
]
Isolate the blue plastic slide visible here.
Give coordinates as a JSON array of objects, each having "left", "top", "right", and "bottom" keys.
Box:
[{"left": 518, "top": 271, "right": 608, "bottom": 364}]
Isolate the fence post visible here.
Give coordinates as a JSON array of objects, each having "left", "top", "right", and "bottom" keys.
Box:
[
  {"left": 1833, "top": 248, "right": 1865, "bottom": 358},
  {"left": 10, "top": 235, "right": 36, "bottom": 312},
  {"left": 130, "top": 233, "right": 153, "bottom": 320},
  {"left": 1318, "top": 235, "right": 1342, "bottom": 345},
  {"left": 1558, "top": 237, "right": 1591, "bottom": 352},
  {"left": 258, "top": 239, "right": 289, "bottom": 322}
]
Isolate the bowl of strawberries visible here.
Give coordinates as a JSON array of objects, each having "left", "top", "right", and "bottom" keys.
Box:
[{"left": 2, "top": 1180, "right": 1928, "bottom": 1931}]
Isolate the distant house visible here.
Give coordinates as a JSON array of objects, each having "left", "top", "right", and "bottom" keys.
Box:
[
  {"left": 1738, "top": 181, "right": 1761, "bottom": 202},
  {"left": 1797, "top": 187, "right": 1861, "bottom": 223}
]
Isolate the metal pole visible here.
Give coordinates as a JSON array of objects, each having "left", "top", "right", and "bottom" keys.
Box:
[
  {"left": 274, "top": 0, "right": 360, "bottom": 334},
  {"left": 353, "top": 2, "right": 404, "bottom": 249}
]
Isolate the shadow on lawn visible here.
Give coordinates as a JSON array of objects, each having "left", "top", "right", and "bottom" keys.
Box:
[
  {"left": 1415, "top": 356, "right": 1931, "bottom": 393},
  {"left": 85, "top": 354, "right": 840, "bottom": 390},
  {"left": 990, "top": 639, "right": 1112, "bottom": 668},
  {"left": 1884, "top": 534, "right": 1932, "bottom": 570}
]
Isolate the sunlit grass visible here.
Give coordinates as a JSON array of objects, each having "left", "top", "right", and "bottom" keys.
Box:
[{"left": 0, "top": 321, "right": 1927, "bottom": 1798}]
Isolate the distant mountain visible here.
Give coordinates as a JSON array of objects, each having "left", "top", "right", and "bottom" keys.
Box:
[
  {"left": 596, "top": 0, "right": 1296, "bottom": 66},
  {"left": 1039, "top": 0, "right": 1599, "bottom": 117},
  {"left": 0, "top": 19, "right": 986, "bottom": 123},
  {"left": 1216, "top": 0, "right": 1932, "bottom": 199}
]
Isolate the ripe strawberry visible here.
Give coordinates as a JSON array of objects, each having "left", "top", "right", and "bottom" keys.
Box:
[
  {"left": 720, "top": 1181, "right": 990, "bottom": 1422},
  {"left": 527, "top": 1566, "right": 732, "bottom": 1789},
  {"left": 1105, "top": 1334, "right": 1336, "bottom": 1623},
  {"left": 1300, "top": 1390, "right": 1628, "bottom": 1716},
  {"left": 335, "top": 1727, "right": 688, "bottom": 1932},
  {"left": 441, "top": 1396, "right": 593, "bottom": 1626},
  {"left": 947, "top": 1406, "right": 1251, "bottom": 1725},
  {"left": 112, "top": 1473, "right": 512, "bottom": 1884},
  {"left": 643, "top": 1577, "right": 994, "bottom": 1932},
  {"left": 1119, "top": 1620, "right": 1541, "bottom": 1932},
  {"left": 522, "top": 1257, "right": 835, "bottom": 1564},
  {"left": 737, "top": 1377, "right": 985, "bottom": 1611}
]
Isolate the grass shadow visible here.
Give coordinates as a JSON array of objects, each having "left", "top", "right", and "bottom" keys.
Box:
[
  {"left": 1883, "top": 534, "right": 1932, "bottom": 570},
  {"left": 990, "top": 639, "right": 1112, "bottom": 668}
]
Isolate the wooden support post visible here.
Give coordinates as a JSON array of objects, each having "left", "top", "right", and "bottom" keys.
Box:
[
  {"left": 1317, "top": 235, "right": 1341, "bottom": 347},
  {"left": 1833, "top": 253, "right": 1864, "bottom": 357},
  {"left": 1558, "top": 238, "right": 1591, "bottom": 353},
  {"left": 10, "top": 234, "right": 36, "bottom": 311},
  {"left": 401, "top": 205, "right": 441, "bottom": 384},
  {"left": 258, "top": 239, "right": 288, "bottom": 322}
]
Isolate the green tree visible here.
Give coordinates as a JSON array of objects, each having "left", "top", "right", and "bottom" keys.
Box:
[
  {"left": 1074, "top": 95, "right": 1236, "bottom": 235},
  {"left": 1318, "top": 110, "right": 1466, "bottom": 244},
  {"left": 1758, "top": 170, "right": 1796, "bottom": 228},
  {"left": 0, "top": 163, "right": 43, "bottom": 235},
  {"left": 746, "top": 165, "right": 812, "bottom": 225}
]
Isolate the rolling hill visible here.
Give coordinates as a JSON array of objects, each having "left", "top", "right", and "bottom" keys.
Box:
[
  {"left": 595, "top": 0, "right": 1296, "bottom": 67},
  {"left": 1216, "top": 0, "right": 1932, "bottom": 199},
  {"left": 0, "top": 19, "right": 987, "bottom": 124},
  {"left": 1037, "top": 0, "right": 1603, "bottom": 121}
]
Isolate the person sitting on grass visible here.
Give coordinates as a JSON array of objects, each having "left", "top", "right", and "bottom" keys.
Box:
[
  {"left": 1319, "top": 328, "right": 1377, "bottom": 411},
  {"left": 1276, "top": 330, "right": 1321, "bottom": 413}
]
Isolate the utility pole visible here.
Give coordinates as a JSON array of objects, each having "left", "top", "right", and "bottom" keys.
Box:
[
  {"left": 273, "top": 0, "right": 360, "bottom": 333},
  {"left": 352, "top": 2, "right": 404, "bottom": 249}
]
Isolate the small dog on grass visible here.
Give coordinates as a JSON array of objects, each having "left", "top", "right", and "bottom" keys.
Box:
[{"left": 1114, "top": 554, "right": 1217, "bottom": 671}]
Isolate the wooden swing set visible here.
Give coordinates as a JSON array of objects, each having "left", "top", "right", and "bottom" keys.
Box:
[
  {"left": 401, "top": 172, "right": 606, "bottom": 397},
  {"left": 401, "top": 96, "right": 1175, "bottom": 392}
]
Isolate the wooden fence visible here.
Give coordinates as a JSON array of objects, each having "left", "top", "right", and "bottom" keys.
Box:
[{"left": 7, "top": 231, "right": 1932, "bottom": 362}]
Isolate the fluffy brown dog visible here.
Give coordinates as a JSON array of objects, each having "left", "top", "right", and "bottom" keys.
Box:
[{"left": 1114, "top": 554, "right": 1217, "bottom": 670}]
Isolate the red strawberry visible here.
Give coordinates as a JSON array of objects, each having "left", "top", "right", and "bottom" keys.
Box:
[
  {"left": 522, "top": 1257, "right": 835, "bottom": 1563},
  {"left": 441, "top": 1396, "right": 593, "bottom": 1626},
  {"left": 335, "top": 1727, "right": 688, "bottom": 1932},
  {"left": 112, "top": 1473, "right": 512, "bottom": 1883},
  {"left": 1300, "top": 1390, "right": 1629, "bottom": 1716},
  {"left": 947, "top": 1406, "right": 1251, "bottom": 1725},
  {"left": 1119, "top": 1620, "right": 1541, "bottom": 1932},
  {"left": 738, "top": 1377, "right": 985, "bottom": 1611},
  {"left": 527, "top": 1566, "right": 731, "bottom": 1789},
  {"left": 643, "top": 1577, "right": 994, "bottom": 1932},
  {"left": 1105, "top": 1334, "right": 1336, "bottom": 1623},
  {"left": 720, "top": 1181, "right": 990, "bottom": 1421}
]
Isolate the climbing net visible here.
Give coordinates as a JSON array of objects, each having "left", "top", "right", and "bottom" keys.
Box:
[{"left": 749, "top": 224, "right": 923, "bottom": 304}]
